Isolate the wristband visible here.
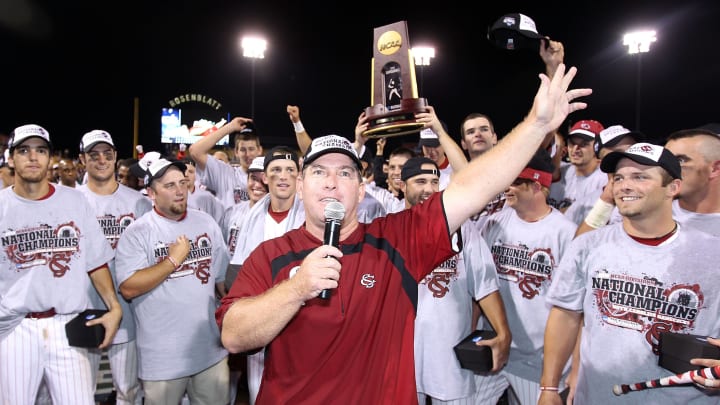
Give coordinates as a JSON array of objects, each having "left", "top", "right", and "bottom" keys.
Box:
[
  {"left": 584, "top": 199, "right": 614, "bottom": 229},
  {"left": 292, "top": 121, "right": 305, "bottom": 133},
  {"left": 540, "top": 386, "right": 559, "bottom": 392},
  {"left": 166, "top": 256, "right": 179, "bottom": 268}
]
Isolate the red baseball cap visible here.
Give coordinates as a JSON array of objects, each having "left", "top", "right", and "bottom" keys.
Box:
[{"left": 569, "top": 119, "right": 604, "bottom": 140}]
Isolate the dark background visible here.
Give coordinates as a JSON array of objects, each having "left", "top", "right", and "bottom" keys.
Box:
[{"left": 2, "top": 0, "right": 719, "bottom": 158}]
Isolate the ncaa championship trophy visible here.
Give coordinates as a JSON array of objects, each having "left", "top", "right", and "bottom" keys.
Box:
[{"left": 363, "top": 21, "right": 428, "bottom": 138}]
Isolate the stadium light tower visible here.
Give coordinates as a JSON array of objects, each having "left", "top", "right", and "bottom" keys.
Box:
[
  {"left": 411, "top": 46, "right": 435, "bottom": 96},
  {"left": 623, "top": 30, "right": 656, "bottom": 131},
  {"left": 241, "top": 36, "right": 267, "bottom": 118}
]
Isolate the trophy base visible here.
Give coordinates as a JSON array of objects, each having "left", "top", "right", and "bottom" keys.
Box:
[{"left": 362, "top": 98, "right": 428, "bottom": 139}]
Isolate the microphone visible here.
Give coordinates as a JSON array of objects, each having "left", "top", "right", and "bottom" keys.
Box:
[{"left": 319, "top": 201, "right": 345, "bottom": 299}]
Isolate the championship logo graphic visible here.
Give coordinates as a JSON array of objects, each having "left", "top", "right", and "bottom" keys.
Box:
[
  {"left": 420, "top": 254, "right": 459, "bottom": 298},
  {"left": 2, "top": 222, "right": 81, "bottom": 277},
  {"left": 490, "top": 241, "right": 554, "bottom": 299},
  {"left": 153, "top": 233, "right": 214, "bottom": 284},
  {"left": 98, "top": 213, "right": 135, "bottom": 248},
  {"left": 591, "top": 270, "right": 704, "bottom": 353}
]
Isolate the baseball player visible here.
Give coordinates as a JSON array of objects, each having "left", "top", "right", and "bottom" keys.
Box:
[
  {"left": 541, "top": 143, "right": 720, "bottom": 404},
  {"left": 230, "top": 146, "right": 306, "bottom": 405},
  {"left": 221, "top": 156, "right": 267, "bottom": 279},
  {"left": 182, "top": 157, "right": 226, "bottom": 224},
  {"left": 0, "top": 149, "right": 13, "bottom": 189},
  {"left": 115, "top": 157, "right": 229, "bottom": 404},
  {"left": 574, "top": 125, "right": 644, "bottom": 237},
  {"left": 665, "top": 127, "right": 720, "bottom": 237},
  {"left": 459, "top": 112, "right": 508, "bottom": 231},
  {"left": 216, "top": 64, "right": 590, "bottom": 403},
  {"left": 478, "top": 149, "right": 577, "bottom": 404},
  {"left": 547, "top": 119, "right": 607, "bottom": 225},
  {"left": 0, "top": 124, "right": 121, "bottom": 405},
  {"left": 188, "top": 117, "right": 263, "bottom": 207},
  {"left": 417, "top": 127, "right": 454, "bottom": 190},
  {"left": 77, "top": 129, "right": 152, "bottom": 405},
  {"left": 402, "top": 156, "right": 511, "bottom": 404}
]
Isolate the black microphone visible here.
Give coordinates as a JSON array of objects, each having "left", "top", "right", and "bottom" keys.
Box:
[{"left": 319, "top": 201, "right": 345, "bottom": 299}]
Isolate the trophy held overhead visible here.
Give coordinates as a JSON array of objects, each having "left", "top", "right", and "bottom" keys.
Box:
[{"left": 363, "top": 21, "right": 428, "bottom": 139}]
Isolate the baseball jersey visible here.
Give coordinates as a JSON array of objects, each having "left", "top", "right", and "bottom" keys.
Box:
[
  {"left": 216, "top": 192, "right": 458, "bottom": 404},
  {"left": 414, "top": 222, "right": 498, "bottom": 400},
  {"left": 115, "top": 208, "right": 229, "bottom": 380},
  {"left": 0, "top": 185, "right": 115, "bottom": 340},
  {"left": 481, "top": 207, "right": 575, "bottom": 381},
  {"left": 363, "top": 182, "right": 405, "bottom": 214},
  {"left": 547, "top": 223, "right": 720, "bottom": 404},
  {"left": 187, "top": 184, "right": 225, "bottom": 224},
  {"left": 672, "top": 199, "right": 720, "bottom": 237},
  {"left": 220, "top": 200, "right": 251, "bottom": 259},
  {"left": 195, "top": 154, "right": 248, "bottom": 207},
  {"left": 438, "top": 163, "right": 453, "bottom": 191},
  {"left": 548, "top": 163, "right": 607, "bottom": 224},
  {"left": 230, "top": 194, "right": 306, "bottom": 266},
  {"left": 77, "top": 183, "right": 152, "bottom": 343},
  {"left": 357, "top": 193, "right": 387, "bottom": 223}
]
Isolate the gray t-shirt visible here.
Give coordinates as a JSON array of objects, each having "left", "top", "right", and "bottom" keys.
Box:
[
  {"left": 548, "top": 223, "right": 720, "bottom": 404},
  {"left": 115, "top": 209, "right": 228, "bottom": 380}
]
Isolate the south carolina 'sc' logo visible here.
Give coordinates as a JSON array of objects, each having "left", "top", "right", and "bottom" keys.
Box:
[{"left": 360, "top": 274, "right": 376, "bottom": 289}]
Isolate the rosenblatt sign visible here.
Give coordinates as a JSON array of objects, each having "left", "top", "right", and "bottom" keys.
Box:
[{"left": 168, "top": 93, "right": 222, "bottom": 110}]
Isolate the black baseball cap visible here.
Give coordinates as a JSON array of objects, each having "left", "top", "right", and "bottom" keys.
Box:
[
  {"left": 488, "top": 13, "right": 544, "bottom": 51},
  {"left": 401, "top": 156, "right": 439, "bottom": 181},
  {"left": 600, "top": 142, "right": 681, "bottom": 180},
  {"left": 263, "top": 146, "right": 299, "bottom": 171}
]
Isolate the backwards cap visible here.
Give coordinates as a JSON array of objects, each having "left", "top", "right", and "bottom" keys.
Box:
[
  {"left": 263, "top": 146, "right": 299, "bottom": 171},
  {"left": 9, "top": 124, "right": 52, "bottom": 151},
  {"left": 302, "top": 135, "right": 362, "bottom": 171},
  {"left": 401, "top": 156, "right": 439, "bottom": 181},
  {"left": 600, "top": 143, "right": 681, "bottom": 179}
]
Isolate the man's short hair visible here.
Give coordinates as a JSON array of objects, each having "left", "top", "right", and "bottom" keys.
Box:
[{"left": 389, "top": 146, "right": 416, "bottom": 160}]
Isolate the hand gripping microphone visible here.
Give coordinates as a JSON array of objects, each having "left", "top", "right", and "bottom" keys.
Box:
[{"left": 319, "top": 201, "right": 345, "bottom": 299}]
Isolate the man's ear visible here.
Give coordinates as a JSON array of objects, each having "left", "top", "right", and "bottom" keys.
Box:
[
  {"left": 709, "top": 160, "right": 720, "bottom": 180},
  {"left": 667, "top": 178, "right": 682, "bottom": 199},
  {"left": 357, "top": 182, "right": 365, "bottom": 203},
  {"left": 296, "top": 175, "right": 303, "bottom": 201}
]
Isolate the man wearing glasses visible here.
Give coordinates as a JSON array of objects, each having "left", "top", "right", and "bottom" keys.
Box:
[{"left": 77, "top": 130, "right": 151, "bottom": 405}]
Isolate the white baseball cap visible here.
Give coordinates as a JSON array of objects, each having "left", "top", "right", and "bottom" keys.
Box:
[
  {"left": 9, "top": 124, "right": 52, "bottom": 151},
  {"left": 144, "top": 158, "right": 187, "bottom": 187},
  {"left": 79, "top": 130, "right": 115, "bottom": 153}
]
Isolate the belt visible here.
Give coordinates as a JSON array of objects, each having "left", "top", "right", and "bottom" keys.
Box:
[{"left": 25, "top": 308, "right": 57, "bottom": 319}]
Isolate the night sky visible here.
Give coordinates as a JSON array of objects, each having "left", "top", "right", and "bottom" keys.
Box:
[{"left": 2, "top": 0, "right": 719, "bottom": 158}]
